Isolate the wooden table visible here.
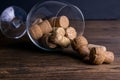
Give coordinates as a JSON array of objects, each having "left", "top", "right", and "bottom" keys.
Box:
[{"left": 0, "top": 21, "right": 120, "bottom": 80}]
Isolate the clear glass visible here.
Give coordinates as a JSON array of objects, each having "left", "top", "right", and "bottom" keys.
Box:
[
  {"left": 26, "top": 1, "right": 85, "bottom": 51},
  {"left": 0, "top": 1, "right": 85, "bottom": 51},
  {"left": 56, "top": 4, "right": 85, "bottom": 35},
  {"left": 0, "top": 6, "right": 27, "bottom": 39}
]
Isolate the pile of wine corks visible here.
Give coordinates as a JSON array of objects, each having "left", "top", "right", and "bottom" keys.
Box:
[
  {"left": 29, "top": 15, "right": 114, "bottom": 65},
  {"left": 29, "top": 16, "right": 77, "bottom": 48},
  {"left": 71, "top": 36, "right": 114, "bottom": 65}
]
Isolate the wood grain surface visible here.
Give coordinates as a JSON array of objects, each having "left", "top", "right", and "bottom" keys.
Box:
[{"left": 0, "top": 20, "right": 120, "bottom": 80}]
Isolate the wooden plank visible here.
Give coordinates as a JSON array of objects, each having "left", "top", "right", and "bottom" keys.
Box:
[{"left": 0, "top": 20, "right": 120, "bottom": 79}]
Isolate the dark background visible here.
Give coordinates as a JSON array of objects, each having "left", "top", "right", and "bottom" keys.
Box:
[{"left": 0, "top": 0, "right": 120, "bottom": 19}]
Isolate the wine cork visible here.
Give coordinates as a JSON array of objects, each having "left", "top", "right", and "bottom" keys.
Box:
[
  {"left": 50, "top": 33, "right": 71, "bottom": 48},
  {"left": 66, "top": 27, "right": 77, "bottom": 40},
  {"left": 89, "top": 47, "right": 106, "bottom": 65},
  {"left": 55, "top": 16, "right": 69, "bottom": 28},
  {"left": 32, "top": 18, "right": 43, "bottom": 25},
  {"left": 71, "top": 35, "right": 88, "bottom": 51},
  {"left": 49, "top": 33, "right": 62, "bottom": 44},
  {"left": 29, "top": 24, "right": 43, "bottom": 40},
  {"left": 77, "top": 45, "right": 90, "bottom": 57},
  {"left": 104, "top": 51, "right": 114, "bottom": 64},
  {"left": 88, "top": 44, "right": 107, "bottom": 51},
  {"left": 39, "top": 33, "right": 57, "bottom": 48},
  {"left": 39, "top": 20, "right": 52, "bottom": 34},
  {"left": 54, "top": 34, "right": 64, "bottom": 44},
  {"left": 55, "top": 27, "right": 65, "bottom": 36},
  {"left": 49, "top": 17, "right": 57, "bottom": 27},
  {"left": 57, "top": 36, "right": 71, "bottom": 48}
]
